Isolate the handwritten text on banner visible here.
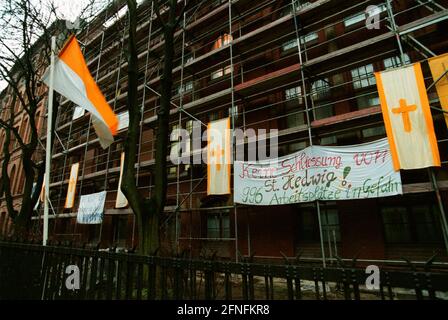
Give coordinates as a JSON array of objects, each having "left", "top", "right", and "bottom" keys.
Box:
[
  {"left": 77, "top": 191, "right": 107, "bottom": 224},
  {"left": 234, "top": 138, "right": 402, "bottom": 206}
]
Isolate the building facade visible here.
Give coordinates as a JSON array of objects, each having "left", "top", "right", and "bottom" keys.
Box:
[{"left": 1, "top": 0, "right": 448, "bottom": 266}]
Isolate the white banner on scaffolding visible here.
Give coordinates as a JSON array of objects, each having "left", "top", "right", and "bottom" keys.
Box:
[
  {"left": 72, "top": 105, "right": 85, "bottom": 120},
  {"left": 234, "top": 138, "right": 402, "bottom": 206},
  {"left": 77, "top": 191, "right": 107, "bottom": 224},
  {"left": 117, "top": 111, "right": 129, "bottom": 131},
  {"left": 115, "top": 152, "right": 128, "bottom": 208}
]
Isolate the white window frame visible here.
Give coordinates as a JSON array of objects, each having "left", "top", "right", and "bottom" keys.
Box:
[{"left": 351, "top": 64, "right": 376, "bottom": 89}]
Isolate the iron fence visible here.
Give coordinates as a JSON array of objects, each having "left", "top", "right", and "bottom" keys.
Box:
[{"left": 1, "top": 240, "right": 448, "bottom": 300}]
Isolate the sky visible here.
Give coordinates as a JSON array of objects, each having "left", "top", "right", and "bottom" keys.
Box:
[{"left": 0, "top": 0, "right": 108, "bottom": 91}]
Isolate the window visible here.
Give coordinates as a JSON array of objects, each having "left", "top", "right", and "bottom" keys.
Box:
[
  {"left": 289, "top": 141, "right": 307, "bottom": 153},
  {"left": 321, "top": 135, "right": 337, "bottom": 146},
  {"left": 282, "top": 32, "right": 319, "bottom": 52},
  {"left": 322, "top": 207, "right": 340, "bottom": 242},
  {"left": 184, "top": 120, "right": 193, "bottom": 171},
  {"left": 382, "top": 206, "right": 412, "bottom": 243},
  {"left": 412, "top": 205, "right": 441, "bottom": 242},
  {"left": 285, "top": 86, "right": 303, "bottom": 102},
  {"left": 170, "top": 124, "right": 181, "bottom": 161},
  {"left": 282, "top": 39, "right": 297, "bottom": 51},
  {"left": 285, "top": 86, "right": 305, "bottom": 127},
  {"left": 212, "top": 33, "right": 232, "bottom": 50},
  {"left": 168, "top": 165, "right": 178, "bottom": 176},
  {"left": 351, "top": 64, "right": 376, "bottom": 89},
  {"left": 209, "top": 111, "right": 220, "bottom": 122},
  {"left": 314, "top": 103, "right": 334, "bottom": 120},
  {"left": 207, "top": 210, "right": 231, "bottom": 239},
  {"left": 344, "top": 12, "right": 366, "bottom": 27},
  {"left": 286, "top": 110, "right": 305, "bottom": 129},
  {"left": 384, "top": 53, "right": 411, "bottom": 69},
  {"left": 344, "top": 5, "right": 387, "bottom": 28},
  {"left": 176, "top": 80, "right": 193, "bottom": 95},
  {"left": 357, "top": 93, "right": 380, "bottom": 110},
  {"left": 283, "top": 1, "right": 311, "bottom": 16},
  {"left": 228, "top": 105, "right": 238, "bottom": 120},
  {"left": 311, "top": 78, "right": 330, "bottom": 100},
  {"left": 12, "top": 125, "right": 20, "bottom": 149},
  {"left": 362, "top": 126, "right": 386, "bottom": 139},
  {"left": 211, "top": 65, "right": 232, "bottom": 80},
  {"left": 112, "top": 215, "right": 129, "bottom": 248},
  {"left": 9, "top": 165, "right": 16, "bottom": 195},
  {"left": 20, "top": 117, "right": 29, "bottom": 143},
  {"left": 302, "top": 32, "right": 318, "bottom": 44},
  {"left": 298, "top": 207, "right": 318, "bottom": 241},
  {"left": 207, "top": 213, "right": 230, "bottom": 239},
  {"left": 185, "top": 52, "right": 194, "bottom": 64},
  {"left": 95, "top": 147, "right": 108, "bottom": 171},
  {"left": 381, "top": 204, "right": 442, "bottom": 243}
]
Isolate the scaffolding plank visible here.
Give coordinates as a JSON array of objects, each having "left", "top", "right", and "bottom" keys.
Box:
[
  {"left": 235, "top": 63, "right": 300, "bottom": 96},
  {"left": 312, "top": 106, "right": 382, "bottom": 128}
]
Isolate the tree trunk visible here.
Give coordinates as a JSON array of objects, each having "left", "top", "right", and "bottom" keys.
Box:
[{"left": 122, "top": 0, "right": 182, "bottom": 256}]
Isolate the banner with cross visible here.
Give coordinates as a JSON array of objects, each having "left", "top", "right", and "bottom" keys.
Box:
[
  {"left": 375, "top": 63, "right": 440, "bottom": 171},
  {"left": 207, "top": 118, "right": 231, "bottom": 195}
]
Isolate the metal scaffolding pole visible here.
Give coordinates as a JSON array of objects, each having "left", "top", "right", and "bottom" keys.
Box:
[
  {"left": 292, "top": 0, "right": 326, "bottom": 268},
  {"left": 229, "top": 0, "right": 239, "bottom": 263},
  {"left": 175, "top": 0, "right": 188, "bottom": 255},
  {"left": 137, "top": 1, "right": 155, "bottom": 185},
  {"left": 52, "top": 25, "right": 96, "bottom": 238},
  {"left": 73, "top": 22, "right": 107, "bottom": 243},
  {"left": 387, "top": 0, "right": 448, "bottom": 256}
]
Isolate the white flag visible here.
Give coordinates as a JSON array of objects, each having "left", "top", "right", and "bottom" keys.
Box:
[
  {"left": 207, "top": 118, "right": 231, "bottom": 195},
  {"left": 375, "top": 63, "right": 441, "bottom": 171},
  {"left": 115, "top": 152, "right": 128, "bottom": 208},
  {"left": 65, "top": 162, "right": 79, "bottom": 209}
]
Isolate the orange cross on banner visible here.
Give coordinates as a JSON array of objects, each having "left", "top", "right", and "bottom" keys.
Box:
[
  {"left": 207, "top": 118, "right": 231, "bottom": 195},
  {"left": 211, "top": 145, "right": 225, "bottom": 171},
  {"left": 375, "top": 63, "right": 441, "bottom": 171},
  {"left": 392, "top": 99, "right": 417, "bottom": 132}
]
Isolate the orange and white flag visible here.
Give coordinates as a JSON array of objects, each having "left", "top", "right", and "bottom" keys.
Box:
[
  {"left": 65, "top": 162, "right": 79, "bottom": 209},
  {"left": 43, "top": 35, "right": 118, "bottom": 149},
  {"left": 428, "top": 53, "right": 448, "bottom": 128},
  {"left": 207, "top": 118, "right": 231, "bottom": 195},
  {"left": 115, "top": 152, "right": 128, "bottom": 208},
  {"left": 375, "top": 63, "right": 441, "bottom": 171}
]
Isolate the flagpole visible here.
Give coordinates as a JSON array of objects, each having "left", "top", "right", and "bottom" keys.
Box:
[{"left": 43, "top": 36, "right": 56, "bottom": 246}]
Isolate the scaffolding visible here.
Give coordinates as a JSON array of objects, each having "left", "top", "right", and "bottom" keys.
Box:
[{"left": 24, "top": 0, "right": 448, "bottom": 263}]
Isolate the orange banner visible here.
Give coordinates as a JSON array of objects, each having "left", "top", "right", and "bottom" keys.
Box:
[
  {"left": 65, "top": 162, "right": 79, "bottom": 209},
  {"left": 428, "top": 53, "right": 448, "bottom": 128}
]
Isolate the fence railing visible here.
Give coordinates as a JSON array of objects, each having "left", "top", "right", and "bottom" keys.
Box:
[{"left": 1, "top": 241, "right": 448, "bottom": 300}]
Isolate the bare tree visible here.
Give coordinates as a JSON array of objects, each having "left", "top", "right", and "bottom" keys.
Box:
[
  {"left": 122, "top": 0, "right": 188, "bottom": 255},
  {"left": 0, "top": 0, "right": 97, "bottom": 236}
]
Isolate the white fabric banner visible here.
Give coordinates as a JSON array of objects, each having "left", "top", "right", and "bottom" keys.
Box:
[
  {"left": 117, "top": 111, "right": 129, "bottom": 131},
  {"left": 234, "top": 138, "right": 402, "bottom": 206},
  {"left": 207, "top": 118, "right": 231, "bottom": 195},
  {"left": 115, "top": 152, "right": 128, "bottom": 208},
  {"left": 375, "top": 63, "right": 440, "bottom": 170},
  {"left": 65, "top": 162, "right": 79, "bottom": 209},
  {"left": 72, "top": 105, "right": 85, "bottom": 120},
  {"left": 77, "top": 191, "right": 107, "bottom": 224}
]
